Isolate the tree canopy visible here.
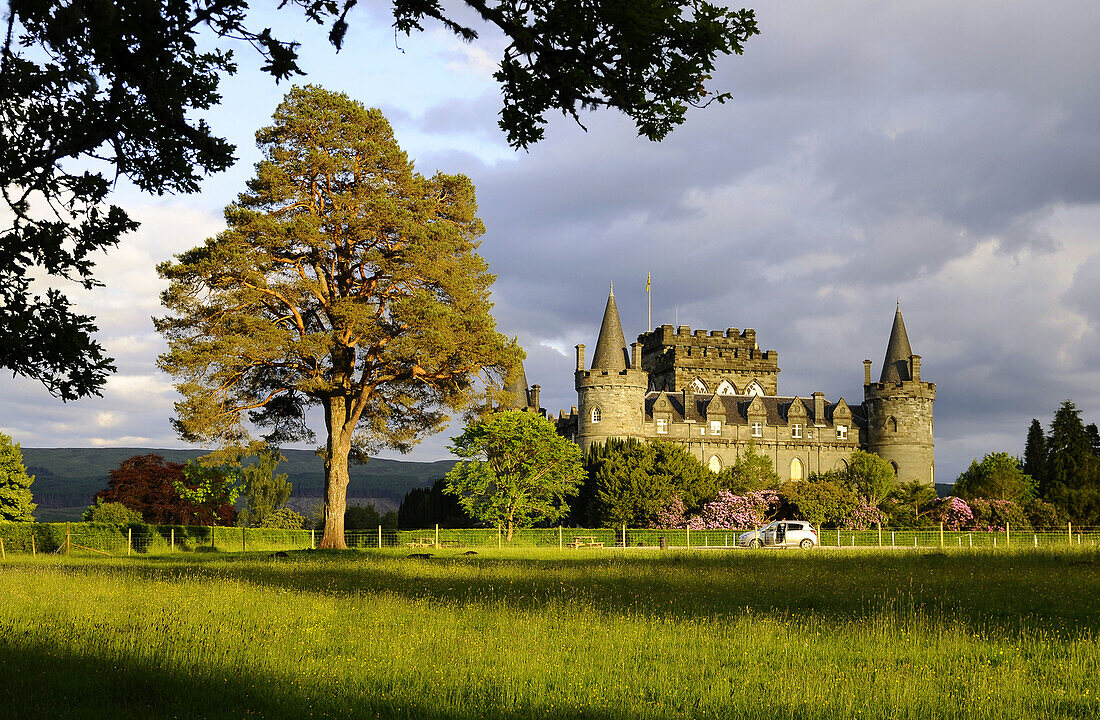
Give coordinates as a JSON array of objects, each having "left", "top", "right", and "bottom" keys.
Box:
[
  {"left": 718, "top": 440, "right": 780, "bottom": 494},
  {"left": 845, "top": 449, "right": 896, "bottom": 505},
  {"left": 157, "top": 87, "right": 518, "bottom": 548},
  {"left": 1, "top": 0, "right": 758, "bottom": 398},
  {"left": 445, "top": 410, "right": 584, "bottom": 541},
  {"left": 953, "top": 452, "right": 1035, "bottom": 504},
  {"left": 95, "top": 454, "right": 237, "bottom": 525},
  {"left": 241, "top": 447, "right": 293, "bottom": 528},
  {"left": 0, "top": 433, "right": 36, "bottom": 521}
]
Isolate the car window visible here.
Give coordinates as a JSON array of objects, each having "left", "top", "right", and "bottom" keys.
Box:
[{"left": 788, "top": 523, "right": 803, "bottom": 531}]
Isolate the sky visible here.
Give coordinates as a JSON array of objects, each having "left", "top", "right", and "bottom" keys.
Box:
[{"left": 3, "top": 0, "right": 1100, "bottom": 483}]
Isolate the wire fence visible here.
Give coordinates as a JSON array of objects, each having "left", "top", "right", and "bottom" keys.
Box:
[{"left": 0, "top": 522, "right": 1097, "bottom": 558}]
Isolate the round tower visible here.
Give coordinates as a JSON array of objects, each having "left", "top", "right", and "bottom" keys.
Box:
[
  {"left": 575, "top": 286, "right": 648, "bottom": 453},
  {"left": 863, "top": 305, "right": 937, "bottom": 485}
]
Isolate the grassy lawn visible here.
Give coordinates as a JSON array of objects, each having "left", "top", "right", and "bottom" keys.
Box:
[{"left": 0, "top": 548, "right": 1097, "bottom": 719}]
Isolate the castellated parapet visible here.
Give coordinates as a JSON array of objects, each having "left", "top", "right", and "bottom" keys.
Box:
[
  {"left": 639, "top": 324, "right": 780, "bottom": 394},
  {"left": 541, "top": 289, "right": 936, "bottom": 485}
]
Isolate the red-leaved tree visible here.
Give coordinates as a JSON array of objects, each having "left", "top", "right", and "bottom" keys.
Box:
[{"left": 95, "top": 454, "right": 237, "bottom": 526}]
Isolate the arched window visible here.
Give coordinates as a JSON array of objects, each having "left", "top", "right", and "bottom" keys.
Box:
[
  {"left": 745, "top": 380, "right": 765, "bottom": 397},
  {"left": 591, "top": 407, "right": 601, "bottom": 424},
  {"left": 834, "top": 459, "right": 850, "bottom": 472},
  {"left": 715, "top": 380, "right": 737, "bottom": 396},
  {"left": 790, "top": 458, "right": 804, "bottom": 481},
  {"left": 708, "top": 455, "right": 722, "bottom": 473},
  {"left": 887, "top": 416, "right": 898, "bottom": 433},
  {"left": 890, "top": 461, "right": 899, "bottom": 476},
  {"left": 689, "top": 378, "right": 708, "bottom": 393}
]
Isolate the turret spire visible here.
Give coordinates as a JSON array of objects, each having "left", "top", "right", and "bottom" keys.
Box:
[
  {"left": 879, "top": 305, "right": 913, "bottom": 383},
  {"left": 503, "top": 357, "right": 530, "bottom": 408},
  {"left": 591, "top": 287, "right": 629, "bottom": 370}
]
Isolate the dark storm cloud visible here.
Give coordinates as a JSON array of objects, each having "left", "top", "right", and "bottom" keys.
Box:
[{"left": 401, "top": 0, "right": 1100, "bottom": 478}]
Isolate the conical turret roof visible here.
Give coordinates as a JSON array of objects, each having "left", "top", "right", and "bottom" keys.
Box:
[
  {"left": 591, "top": 285, "right": 629, "bottom": 371},
  {"left": 879, "top": 304, "right": 913, "bottom": 383},
  {"left": 503, "top": 359, "right": 529, "bottom": 408}
]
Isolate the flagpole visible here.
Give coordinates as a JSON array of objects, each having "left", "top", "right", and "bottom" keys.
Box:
[{"left": 647, "top": 272, "right": 651, "bottom": 330}]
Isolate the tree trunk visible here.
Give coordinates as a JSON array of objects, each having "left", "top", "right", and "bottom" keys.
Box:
[{"left": 319, "top": 397, "right": 353, "bottom": 549}]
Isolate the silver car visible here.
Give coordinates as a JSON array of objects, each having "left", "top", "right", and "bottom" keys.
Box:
[{"left": 738, "top": 521, "right": 818, "bottom": 549}]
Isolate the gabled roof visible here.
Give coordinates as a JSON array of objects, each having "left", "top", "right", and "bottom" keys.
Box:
[
  {"left": 591, "top": 286, "right": 629, "bottom": 371},
  {"left": 646, "top": 392, "right": 866, "bottom": 428},
  {"left": 880, "top": 305, "right": 913, "bottom": 383}
]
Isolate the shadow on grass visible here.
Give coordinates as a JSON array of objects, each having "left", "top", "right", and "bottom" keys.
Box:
[
  {"left": 0, "top": 636, "right": 630, "bottom": 720},
  {"left": 34, "top": 548, "right": 1100, "bottom": 639}
]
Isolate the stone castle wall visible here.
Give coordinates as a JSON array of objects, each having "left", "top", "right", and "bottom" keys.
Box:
[{"left": 639, "top": 325, "right": 779, "bottom": 394}]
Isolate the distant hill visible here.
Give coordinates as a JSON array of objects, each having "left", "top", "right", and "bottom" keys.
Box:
[{"left": 22, "top": 447, "right": 455, "bottom": 521}]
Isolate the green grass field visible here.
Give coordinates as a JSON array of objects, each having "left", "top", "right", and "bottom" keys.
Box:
[{"left": 1, "top": 548, "right": 1097, "bottom": 719}]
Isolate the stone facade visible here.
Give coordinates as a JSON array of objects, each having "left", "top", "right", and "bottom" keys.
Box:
[{"left": 536, "top": 289, "right": 936, "bottom": 485}]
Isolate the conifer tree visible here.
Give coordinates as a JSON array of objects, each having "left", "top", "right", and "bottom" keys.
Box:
[
  {"left": 0, "top": 434, "right": 36, "bottom": 522},
  {"left": 1022, "top": 419, "right": 1047, "bottom": 487},
  {"left": 157, "top": 86, "right": 519, "bottom": 548},
  {"left": 1044, "top": 400, "right": 1100, "bottom": 524},
  {"left": 241, "top": 447, "right": 292, "bottom": 528}
]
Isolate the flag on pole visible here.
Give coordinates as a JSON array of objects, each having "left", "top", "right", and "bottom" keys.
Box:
[{"left": 646, "top": 273, "right": 651, "bottom": 292}]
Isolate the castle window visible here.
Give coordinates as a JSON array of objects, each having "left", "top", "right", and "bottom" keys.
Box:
[
  {"left": 708, "top": 455, "right": 722, "bottom": 473},
  {"left": 715, "top": 380, "right": 736, "bottom": 395},
  {"left": 791, "top": 423, "right": 803, "bottom": 439},
  {"left": 751, "top": 422, "right": 763, "bottom": 437},
  {"left": 837, "top": 424, "right": 848, "bottom": 440},
  {"left": 710, "top": 420, "right": 722, "bottom": 436},
  {"left": 887, "top": 416, "right": 898, "bottom": 433},
  {"left": 591, "top": 407, "right": 601, "bottom": 424},
  {"left": 790, "top": 458, "right": 804, "bottom": 481},
  {"left": 656, "top": 418, "right": 669, "bottom": 434},
  {"left": 689, "top": 378, "right": 708, "bottom": 393},
  {"left": 746, "top": 380, "right": 765, "bottom": 397},
  {"left": 890, "top": 461, "right": 899, "bottom": 476}
]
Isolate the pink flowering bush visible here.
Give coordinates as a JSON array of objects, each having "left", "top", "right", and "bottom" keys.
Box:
[
  {"left": 687, "top": 490, "right": 780, "bottom": 529},
  {"left": 652, "top": 495, "right": 687, "bottom": 529},
  {"left": 930, "top": 496, "right": 973, "bottom": 530},
  {"left": 837, "top": 501, "right": 888, "bottom": 530}
]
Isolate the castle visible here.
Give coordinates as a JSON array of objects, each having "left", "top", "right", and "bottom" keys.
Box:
[{"left": 509, "top": 287, "right": 936, "bottom": 485}]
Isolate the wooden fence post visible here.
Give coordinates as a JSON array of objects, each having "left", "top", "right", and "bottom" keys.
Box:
[
  {"left": 378, "top": 525, "right": 382, "bottom": 549},
  {"left": 1006, "top": 523, "right": 1010, "bottom": 548},
  {"left": 31, "top": 533, "right": 36, "bottom": 557},
  {"left": 686, "top": 526, "right": 690, "bottom": 549},
  {"left": 1068, "top": 522, "right": 1073, "bottom": 546},
  {"left": 559, "top": 526, "right": 562, "bottom": 550},
  {"left": 242, "top": 526, "right": 246, "bottom": 552},
  {"left": 877, "top": 524, "right": 882, "bottom": 547},
  {"left": 435, "top": 523, "right": 439, "bottom": 548},
  {"left": 66, "top": 522, "right": 72, "bottom": 555},
  {"left": 1, "top": 537, "right": 5, "bottom": 560},
  {"left": 311, "top": 529, "right": 316, "bottom": 549},
  {"left": 171, "top": 528, "right": 175, "bottom": 553},
  {"left": 127, "top": 527, "right": 132, "bottom": 556},
  {"left": 497, "top": 526, "right": 501, "bottom": 549},
  {"left": 939, "top": 522, "right": 944, "bottom": 548},
  {"left": 622, "top": 523, "right": 626, "bottom": 548}
]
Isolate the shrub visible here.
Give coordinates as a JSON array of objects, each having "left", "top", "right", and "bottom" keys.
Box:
[
  {"left": 929, "top": 496, "right": 973, "bottom": 530},
  {"left": 967, "top": 498, "right": 1030, "bottom": 531},
  {"left": 1023, "top": 498, "right": 1065, "bottom": 530},
  {"left": 779, "top": 478, "right": 860, "bottom": 527},
  {"left": 688, "top": 491, "right": 780, "bottom": 529},
  {"left": 837, "top": 502, "right": 888, "bottom": 530},
  {"left": 82, "top": 498, "right": 145, "bottom": 525},
  {"left": 260, "top": 508, "right": 306, "bottom": 530}
]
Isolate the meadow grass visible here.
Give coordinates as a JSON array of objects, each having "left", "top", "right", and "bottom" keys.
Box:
[{"left": 1, "top": 548, "right": 1097, "bottom": 719}]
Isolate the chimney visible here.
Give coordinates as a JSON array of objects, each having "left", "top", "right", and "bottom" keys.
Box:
[
  {"left": 863, "top": 359, "right": 872, "bottom": 385},
  {"left": 530, "top": 384, "right": 541, "bottom": 411},
  {"left": 631, "top": 342, "right": 642, "bottom": 369},
  {"left": 682, "top": 386, "right": 695, "bottom": 422},
  {"left": 576, "top": 344, "right": 586, "bottom": 372},
  {"left": 813, "top": 392, "right": 826, "bottom": 426},
  {"left": 911, "top": 355, "right": 921, "bottom": 382}
]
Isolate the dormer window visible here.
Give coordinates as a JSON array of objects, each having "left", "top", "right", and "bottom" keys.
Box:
[
  {"left": 656, "top": 418, "right": 669, "bottom": 434},
  {"left": 591, "top": 407, "right": 601, "bottom": 424},
  {"left": 837, "top": 425, "right": 848, "bottom": 440},
  {"left": 751, "top": 421, "right": 763, "bottom": 437},
  {"left": 710, "top": 420, "right": 721, "bottom": 436},
  {"left": 791, "top": 423, "right": 803, "bottom": 439}
]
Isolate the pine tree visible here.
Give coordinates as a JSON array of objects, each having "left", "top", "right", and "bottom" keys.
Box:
[
  {"left": 0, "top": 434, "right": 36, "bottom": 522},
  {"left": 157, "top": 87, "right": 520, "bottom": 548},
  {"left": 1044, "top": 400, "right": 1100, "bottom": 524},
  {"left": 241, "top": 447, "right": 292, "bottom": 528},
  {"left": 1022, "top": 419, "right": 1047, "bottom": 488}
]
